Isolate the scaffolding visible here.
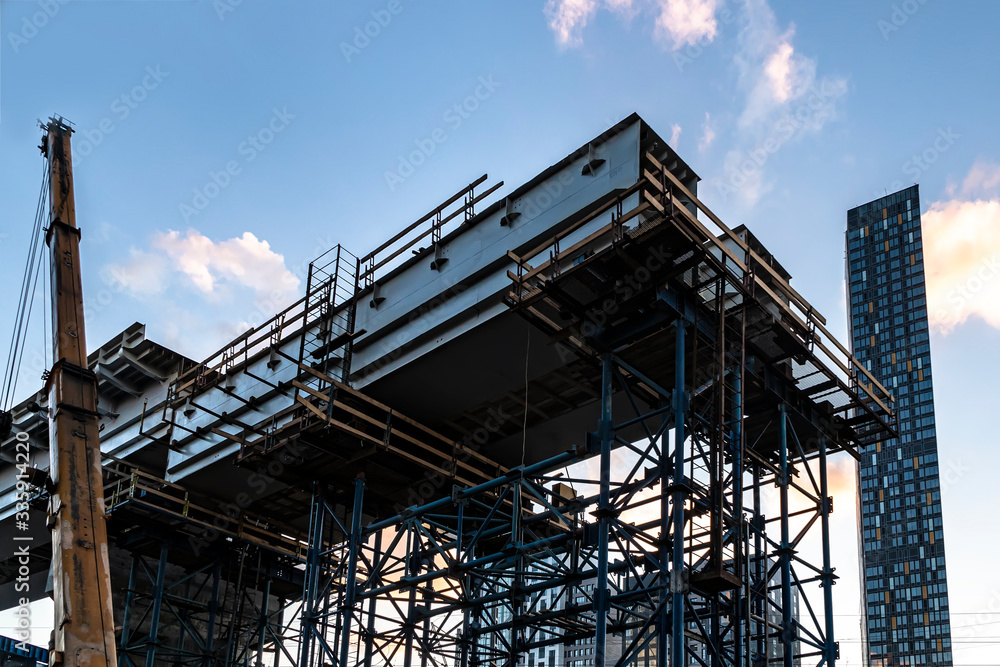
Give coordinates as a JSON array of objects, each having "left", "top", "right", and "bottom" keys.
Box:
[{"left": 94, "top": 139, "right": 895, "bottom": 667}]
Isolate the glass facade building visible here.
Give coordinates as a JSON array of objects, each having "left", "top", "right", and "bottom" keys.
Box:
[{"left": 846, "top": 186, "right": 953, "bottom": 666}]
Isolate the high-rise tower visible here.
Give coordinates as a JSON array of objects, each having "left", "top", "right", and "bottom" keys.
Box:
[{"left": 846, "top": 185, "right": 953, "bottom": 666}]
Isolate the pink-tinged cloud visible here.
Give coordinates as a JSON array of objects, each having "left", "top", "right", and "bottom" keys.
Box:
[
  {"left": 153, "top": 229, "right": 300, "bottom": 302},
  {"left": 544, "top": 0, "right": 599, "bottom": 46},
  {"left": 105, "top": 229, "right": 301, "bottom": 306},
  {"left": 763, "top": 41, "right": 797, "bottom": 103},
  {"left": 959, "top": 160, "right": 1000, "bottom": 199},
  {"left": 102, "top": 249, "right": 170, "bottom": 296},
  {"left": 653, "top": 0, "right": 718, "bottom": 50},
  {"left": 670, "top": 123, "right": 682, "bottom": 146},
  {"left": 923, "top": 185, "right": 1000, "bottom": 334},
  {"left": 544, "top": 0, "right": 718, "bottom": 49},
  {"left": 698, "top": 111, "right": 715, "bottom": 152},
  {"left": 736, "top": 4, "right": 844, "bottom": 136}
]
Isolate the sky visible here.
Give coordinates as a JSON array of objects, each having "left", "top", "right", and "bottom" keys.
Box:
[{"left": 1, "top": 0, "right": 1000, "bottom": 664}]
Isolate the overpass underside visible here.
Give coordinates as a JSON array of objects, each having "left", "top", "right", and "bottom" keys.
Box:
[{"left": 2, "top": 115, "right": 894, "bottom": 666}]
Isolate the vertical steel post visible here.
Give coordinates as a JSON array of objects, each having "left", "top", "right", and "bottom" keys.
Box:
[
  {"left": 420, "top": 586, "right": 432, "bottom": 667},
  {"left": 402, "top": 525, "right": 419, "bottom": 667},
  {"left": 753, "top": 462, "right": 766, "bottom": 664},
  {"left": 224, "top": 547, "right": 247, "bottom": 667},
  {"left": 457, "top": 501, "right": 471, "bottom": 667},
  {"left": 175, "top": 577, "right": 190, "bottom": 661},
  {"left": 145, "top": 544, "right": 169, "bottom": 667},
  {"left": 658, "top": 353, "right": 672, "bottom": 667},
  {"left": 362, "top": 529, "right": 382, "bottom": 667},
  {"left": 819, "top": 437, "right": 837, "bottom": 667},
  {"left": 116, "top": 556, "right": 137, "bottom": 667},
  {"left": 594, "top": 353, "right": 614, "bottom": 667},
  {"left": 299, "top": 490, "right": 323, "bottom": 667},
  {"left": 670, "top": 321, "right": 687, "bottom": 667},
  {"left": 732, "top": 374, "right": 744, "bottom": 667},
  {"left": 509, "top": 480, "right": 525, "bottom": 667},
  {"left": 257, "top": 578, "right": 272, "bottom": 666},
  {"left": 778, "top": 404, "right": 794, "bottom": 667},
  {"left": 203, "top": 563, "right": 222, "bottom": 667},
  {"left": 340, "top": 477, "right": 366, "bottom": 667}
]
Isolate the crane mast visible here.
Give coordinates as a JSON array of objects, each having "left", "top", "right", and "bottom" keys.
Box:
[{"left": 41, "top": 118, "right": 117, "bottom": 667}]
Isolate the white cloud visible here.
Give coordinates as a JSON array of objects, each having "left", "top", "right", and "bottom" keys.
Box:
[
  {"left": 605, "top": 0, "right": 636, "bottom": 13},
  {"left": 542, "top": 0, "right": 846, "bottom": 210},
  {"left": 708, "top": 0, "right": 846, "bottom": 207},
  {"left": 669, "top": 123, "right": 682, "bottom": 146},
  {"left": 698, "top": 111, "right": 715, "bottom": 152},
  {"left": 735, "top": 2, "right": 843, "bottom": 136},
  {"left": 959, "top": 160, "right": 1000, "bottom": 199},
  {"left": 103, "top": 249, "right": 170, "bottom": 296},
  {"left": 104, "top": 229, "right": 300, "bottom": 306},
  {"left": 101, "top": 229, "right": 304, "bottom": 361},
  {"left": 544, "top": 0, "right": 718, "bottom": 49},
  {"left": 721, "top": 148, "right": 772, "bottom": 208},
  {"left": 763, "top": 40, "right": 797, "bottom": 103},
  {"left": 154, "top": 229, "right": 300, "bottom": 302},
  {"left": 544, "top": 0, "right": 599, "bottom": 46},
  {"left": 923, "top": 168, "right": 1000, "bottom": 334},
  {"left": 653, "top": 0, "right": 718, "bottom": 49}
]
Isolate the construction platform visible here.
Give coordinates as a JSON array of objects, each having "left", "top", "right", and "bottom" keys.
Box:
[{"left": 0, "top": 113, "right": 894, "bottom": 667}]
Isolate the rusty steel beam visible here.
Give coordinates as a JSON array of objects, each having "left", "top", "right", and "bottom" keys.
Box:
[{"left": 42, "top": 118, "right": 117, "bottom": 667}]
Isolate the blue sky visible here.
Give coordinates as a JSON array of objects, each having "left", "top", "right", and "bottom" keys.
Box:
[{"left": 2, "top": 0, "right": 1000, "bottom": 662}]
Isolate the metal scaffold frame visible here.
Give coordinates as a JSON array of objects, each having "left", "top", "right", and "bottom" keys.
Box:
[
  {"left": 275, "top": 147, "right": 893, "bottom": 667},
  {"left": 287, "top": 355, "right": 845, "bottom": 667},
  {"left": 89, "top": 127, "right": 895, "bottom": 667}
]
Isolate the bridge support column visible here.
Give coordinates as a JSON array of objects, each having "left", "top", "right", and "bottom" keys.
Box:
[{"left": 670, "top": 320, "right": 687, "bottom": 667}]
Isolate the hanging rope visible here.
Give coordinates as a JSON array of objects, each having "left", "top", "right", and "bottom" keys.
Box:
[{"left": 1, "top": 160, "right": 49, "bottom": 412}]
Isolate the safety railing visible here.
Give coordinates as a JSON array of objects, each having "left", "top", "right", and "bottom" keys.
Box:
[
  {"left": 358, "top": 174, "right": 503, "bottom": 289},
  {"left": 106, "top": 466, "right": 310, "bottom": 561},
  {"left": 507, "top": 153, "right": 894, "bottom": 440},
  {"left": 640, "top": 151, "right": 894, "bottom": 420}
]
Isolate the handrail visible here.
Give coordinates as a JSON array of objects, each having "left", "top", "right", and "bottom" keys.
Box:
[
  {"left": 507, "top": 160, "right": 894, "bottom": 435},
  {"left": 172, "top": 176, "right": 505, "bottom": 399},
  {"left": 358, "top": 175, "right": 503, "bottom": 287},
  {"left": 646, "top": 152, "right": 895, "bottom": 413},
  {"left": 106, "top": 465, "right": 310, "bottom": 560}
]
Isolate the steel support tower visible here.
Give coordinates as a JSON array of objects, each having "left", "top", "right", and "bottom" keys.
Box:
[{"left": 2, "top": 115, "right": 894, "bottom": 667}]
